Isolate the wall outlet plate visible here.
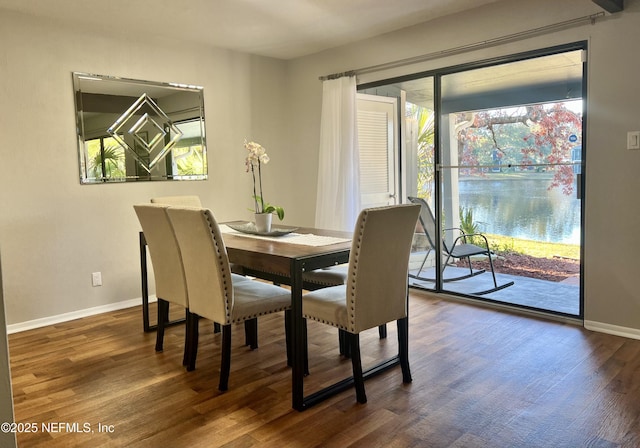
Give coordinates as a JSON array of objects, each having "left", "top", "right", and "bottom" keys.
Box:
[
  {"left": 91, "top": 272, "right": 102, "bottom": 287},
  {"left": 627, "top": 131, "right": 640, "bottom": 150}
]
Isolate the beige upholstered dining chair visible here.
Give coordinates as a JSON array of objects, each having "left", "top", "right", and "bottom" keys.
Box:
[
  {"left": 303, "top": 265, "right": 388, "bottom": 356},
  {"left": 166, "top": 206, "right": 293, "bottom": 391},
  {"left": 151, "top": 196, "right": 245, "bottom": 280},
  {"left": 135, "top": 203, "right": 250, "bottom": 367},
  {"left": 150, "top": 195, "right": 202, "bottom": 207},
  {"left": 150, "top": 195, "right": 252, "bottom": 340},
  {"left": 302, "top": 203, "right": 420, "bottom": 403},
  {"left": 302, "top": 265, "right": 349, "bottom": 289},
  {"left": 134, "top": 204, "right": 191, "bottom": 365}
]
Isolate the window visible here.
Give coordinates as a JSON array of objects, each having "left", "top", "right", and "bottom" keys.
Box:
[
  {"left": 85, "top": 136, "right": 126, "bottom": 182},
  {"left": 170, "top": 119, "right": 207, "bottom": 180}
]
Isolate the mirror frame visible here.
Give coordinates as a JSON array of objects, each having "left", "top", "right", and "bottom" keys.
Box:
[{"left": 72, "top": 72, "right": 207, "bottom": 184}]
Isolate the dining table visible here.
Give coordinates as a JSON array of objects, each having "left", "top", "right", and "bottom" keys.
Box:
[{"left": 139, "top": 221, "right": 403, "bottom": 410}]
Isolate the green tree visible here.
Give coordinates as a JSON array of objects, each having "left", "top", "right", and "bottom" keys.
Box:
[
  {"left": 88, "top": 143, "right": 126, "bottom": 180},
  {"left": 407, "top": 103, "right": 435, "bottom": 201}
]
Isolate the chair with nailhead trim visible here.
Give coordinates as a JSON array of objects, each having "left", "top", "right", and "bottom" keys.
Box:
[
  {"left": 150, "top": 195, "right": 203, "bottom": 207},
  {"left": 166, "top": 206, "right": 292, "bottom": 391},
  {"left": 151, "top": 195, "right": 246, "bottom": 279},
  {"left": 134, "top": 203, "right": 192, "bottom": 365},
  {"left": 303, "top": 265, "right": 388, "bottom": 357},
  {"left": 302, "top": 204, "right": 420, "bottom": 403},
  {"left": 135, "top": 203, "right": 251, "bottom": 370},
  {"left": 150, "top": 196, "right": 254, "bottom": 342}
]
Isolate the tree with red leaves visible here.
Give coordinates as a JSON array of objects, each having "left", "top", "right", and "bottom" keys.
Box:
[{"left": 456, "top": 101, "right": 582, "bottom": 195}]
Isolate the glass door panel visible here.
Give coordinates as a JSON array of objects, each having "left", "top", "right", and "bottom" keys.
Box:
[
  {"left": 436, "top": 50, "right": 584, "bottom": 316},
  {"left": 404, "top": 88, "right": 437, "bottom": 282},
  {"left": 359, "top": 79, "right": 437, "bottom": 282}
]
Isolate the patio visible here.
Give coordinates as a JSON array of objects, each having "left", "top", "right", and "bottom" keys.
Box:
[{"left": 408, "top": 266, "right": 580, "bottom": 316}]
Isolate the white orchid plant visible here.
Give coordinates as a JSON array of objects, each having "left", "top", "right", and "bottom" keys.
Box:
[{"left": 244, "top": 140, "right": 285, "bottom": 220}]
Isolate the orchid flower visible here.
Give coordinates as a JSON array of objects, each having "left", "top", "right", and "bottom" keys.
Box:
[{"left": 244, "top": 140, "right": 284, "bottom": 220}]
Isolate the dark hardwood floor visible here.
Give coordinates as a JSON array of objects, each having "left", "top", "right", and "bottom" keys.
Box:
[{"left": 8, "top": 290, "right": 640, "bottom": 447}]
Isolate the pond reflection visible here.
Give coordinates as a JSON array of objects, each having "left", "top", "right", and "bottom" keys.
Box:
[{"left": 456, "top": 175, "right": 581, "bottom": 244}]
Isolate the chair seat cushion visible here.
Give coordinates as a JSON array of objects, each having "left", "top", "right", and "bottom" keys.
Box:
[
  {"left": 231, "top": 273, "right": 250, "bottom": 283},
  {"left": 450, "top": 243, "right": 487, "bottom": 258},
  {"left": 231, "top": 280, "right": 291, "bottom": 323},
  {"left": 302, "top": 285, "right": 348, "bottom": 330},
  {"left": 302, "top": 265, "right": 348, "bottom": 287}
]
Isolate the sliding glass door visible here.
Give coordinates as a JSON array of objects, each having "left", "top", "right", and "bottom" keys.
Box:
[
  {"left": 360, "top": 43, "right": 585, "bottom": 318},
  {"left": 435, "top": 48, "right": 584, "bottom": 316}
]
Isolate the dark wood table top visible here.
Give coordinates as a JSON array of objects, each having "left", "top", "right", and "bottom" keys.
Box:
[{"left": 222, "top": 222, "right": 352, "bottom": 277}]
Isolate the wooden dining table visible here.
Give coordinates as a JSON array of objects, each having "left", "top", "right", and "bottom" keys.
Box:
[
  {"left": 141, "top": 220, "right": 410, "bottom": 410},
  {"left": 140, "top": 222, "right": 353, "bottom": 410},
  {"left": 220, "top": 222, "right": 353, "bottom": 410}
]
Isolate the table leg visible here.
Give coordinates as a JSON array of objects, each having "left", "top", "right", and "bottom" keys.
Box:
[
  {"left": 140, "top": 232, "right": 151, "bottom": 332},
  {"left": 291, "top": 258, "right": 306, "bottom": 411}
]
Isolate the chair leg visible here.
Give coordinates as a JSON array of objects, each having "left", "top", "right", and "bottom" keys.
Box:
[
  {"left": 155, "top": 299, "right": 169, "bottom": 352},
  {"left": 339, "top": 329, "right": 351, "bottom": 358},
  {"left": 244, "top": 318, "right": 258, "bottom": 349},
  {"left": 186, "top": 314, "right": 200, "bottom": 372},
  {"left": 397, "top": 317, "right": 412, "bottom": 384},
  {"left": 213, "top": 322, "right": 221, "bottom": 334},
  {"left": 182, "top": 308, "right": 191, "bottom": 366},
  {"left": 341, "top": 325, "right": 384, "bottom": 357},
  {"left": 348, "top": 333, "right": 367, "bottom": 404},
  {"left": 219, "top": 324, "right": 232, "bottom": 391},
  {"left": 486, "top": 251, "right": 500, "bottom": 290},
  {"left": 464, "top": 255, "right": 475, "bottom": 277}
]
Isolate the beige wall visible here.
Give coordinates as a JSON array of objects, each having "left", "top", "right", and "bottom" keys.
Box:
[
  {"left": 0, "top": 251, "right": 17, "bottom": 447},
  {"left": 281, "top": 0, "right": 640, "bottom": 333},
  {"left": 1, "top": 0, "right": 639, "bottom": 335},
  {"left": 0, "top": 10, "right": 287, "bottom": 325}
]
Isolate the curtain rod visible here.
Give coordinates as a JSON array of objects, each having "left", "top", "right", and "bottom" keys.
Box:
[{"left": 319, "top": 12, "right": 605, "bottom": 81}]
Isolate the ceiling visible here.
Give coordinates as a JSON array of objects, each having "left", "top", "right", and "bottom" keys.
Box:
[{"left": 0, "top": 0, "right": 504, "bottom": 60}]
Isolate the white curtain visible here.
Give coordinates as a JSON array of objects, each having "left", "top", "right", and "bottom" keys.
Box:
[{"left": 315, "top": 76, "right": 361, "bottom": 231}]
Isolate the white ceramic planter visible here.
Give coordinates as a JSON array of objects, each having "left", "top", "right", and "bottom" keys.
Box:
[{"left": 254, "top": 213, "right": 272, "bottom": 233}]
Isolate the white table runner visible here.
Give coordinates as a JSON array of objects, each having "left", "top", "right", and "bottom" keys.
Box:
[{"left": 219, "top": 224, "right": 350, "bottom": 247}]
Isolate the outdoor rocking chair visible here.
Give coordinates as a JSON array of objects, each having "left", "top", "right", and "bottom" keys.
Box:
[{"left": 407, "top": 196, "right": 514, "bottom": 295}]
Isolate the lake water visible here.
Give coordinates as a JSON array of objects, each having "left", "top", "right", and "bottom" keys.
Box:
[{"left": 457, "top": 176, "right": 581, "bottom": 245}]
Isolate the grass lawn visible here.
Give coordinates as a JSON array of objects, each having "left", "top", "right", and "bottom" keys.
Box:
[{"left": 486, "top": 234, "right": 580, "bottom": 260}]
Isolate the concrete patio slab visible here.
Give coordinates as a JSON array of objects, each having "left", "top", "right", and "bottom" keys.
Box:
[{"left": 409, "top": 267, "right": 580, "bottom": 316}]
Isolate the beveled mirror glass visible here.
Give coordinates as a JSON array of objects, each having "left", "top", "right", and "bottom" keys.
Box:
[{"left": 73, "top": 72, "right": 207, "bottom": 184}]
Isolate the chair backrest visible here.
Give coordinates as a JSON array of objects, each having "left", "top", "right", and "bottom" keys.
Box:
[
  {"left": 166, "top": 207, "right": 233, "bottom": 324},
  {"left": 407, "top": 196, "right": 440, "bottom": 252},
  {"left": 347, "top": 204, "right": 420, "bottom": 333},
  {"left": 133, "top": 204, "right": 188, "bottom": 308},
  {"left": 150, "top": 195, "right": 202, "bottom": 207}
]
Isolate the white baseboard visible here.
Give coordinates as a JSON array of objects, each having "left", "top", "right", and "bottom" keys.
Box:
[
  {"left": 6, "top": 296, "right": 156, "bottom": 334},
  {"left": 584, "top": 320, "right": 640, "bottom": 340}
]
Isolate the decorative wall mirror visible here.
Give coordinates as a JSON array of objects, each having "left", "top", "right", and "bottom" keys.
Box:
[{"left": 73, "top": 72, "right": 207, "bottom": 184}]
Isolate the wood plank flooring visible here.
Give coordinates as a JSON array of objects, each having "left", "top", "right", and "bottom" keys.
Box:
[{"left": 8, "top": 290, "right": 640, "bottom": 447}]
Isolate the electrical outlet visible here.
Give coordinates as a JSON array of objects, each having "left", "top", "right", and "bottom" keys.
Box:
[
  {"left": 627, "top": 131, "right": 640, "bottom": 150},
  {"left": 91, "top": 272, "right": 102, "bottom": 287}
]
